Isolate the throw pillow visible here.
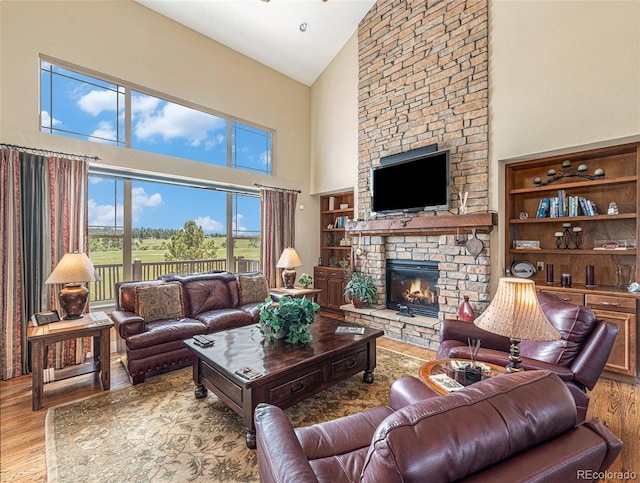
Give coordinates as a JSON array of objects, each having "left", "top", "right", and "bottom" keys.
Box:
[
  {"left": 237, "top": 273, "right": 269, "bottom": 305},
  {"left": 135, "top": 282, "right": 184, "bottom": 322}
]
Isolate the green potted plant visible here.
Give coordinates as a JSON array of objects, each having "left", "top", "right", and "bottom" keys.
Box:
[
  {"left": 298, "top": 273, "right": 313, "bottom": 289},
  {"left": 258, "top": 295, "right": 319, "bottom": 344},
  {"left": 344, "top": 271, "right": 378, "bottom": 308}
]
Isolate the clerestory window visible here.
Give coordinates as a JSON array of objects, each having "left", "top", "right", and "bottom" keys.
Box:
[{"left": 40, "top": 58, "right": 273, "bottom": 175}]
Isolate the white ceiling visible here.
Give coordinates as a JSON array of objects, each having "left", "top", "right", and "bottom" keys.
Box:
[{"left": 136, "top": 0, "right": 376, "bottom": 86}]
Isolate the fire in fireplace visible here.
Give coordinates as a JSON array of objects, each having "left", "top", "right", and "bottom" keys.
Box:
[{"left": 386, "top": 260, "right": 439, "bottom": 317}]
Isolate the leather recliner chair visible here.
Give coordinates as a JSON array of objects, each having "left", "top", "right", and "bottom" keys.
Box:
[
  {"left": 254, "top": 370, "right": 622, "bottom": 483},
  {"left": 436, "top": 290, "right": 618, "bottom": 422}
]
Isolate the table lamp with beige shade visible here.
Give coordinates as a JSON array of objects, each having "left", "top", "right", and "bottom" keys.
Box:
[
  {"left": 45, "top": 252, "right": 100, "bottom": 319},
  {"left": 276, "top": 247, "right": 303, "bottom": 289},
  {"left": 473, "top": 277, "right": 561, "bottom": 372}
]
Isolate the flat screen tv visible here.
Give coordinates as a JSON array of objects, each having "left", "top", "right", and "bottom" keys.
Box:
[{"left": 371, "top": 147, "right": 450, "bottom": 214}]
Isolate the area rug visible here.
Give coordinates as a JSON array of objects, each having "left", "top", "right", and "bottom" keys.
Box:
[{"left": 45, "top": 348, "right": 427, "bottom": 483}]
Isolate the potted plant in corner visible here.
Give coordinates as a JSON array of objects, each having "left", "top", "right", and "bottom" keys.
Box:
[
  {"left": 344, "top": 271, "right": 378, "bottom": 308},
  {"left": 258, "top": 295, "right": 320, "bottom": 344}
]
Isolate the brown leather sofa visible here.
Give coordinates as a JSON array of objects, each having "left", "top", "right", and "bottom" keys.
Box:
[
  {"left": 254, "top": 370, "right": 622, "bottom": 483},
  {"left": 111, "top": 272, "right": 268, "bottom": 384},
  {"left": 436, "top": 290, "right": 618, "bottom": 422}
]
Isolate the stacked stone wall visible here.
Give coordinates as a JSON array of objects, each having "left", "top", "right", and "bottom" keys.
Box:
[{"left": 351, "top": 0, "right": 491, "bottom": 338}]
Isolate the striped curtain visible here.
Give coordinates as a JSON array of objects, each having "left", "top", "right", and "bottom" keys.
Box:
[
  {"left": 1, "top": 148, "right": 89, "bottom": 379},
  {"left": 259, "top": 188, "right": 297, "bottom": 288}
]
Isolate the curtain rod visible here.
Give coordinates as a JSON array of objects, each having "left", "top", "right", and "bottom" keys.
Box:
[
  {"left": 0, "top": 143, "right": 100, "bottom": 162},
  {"left": 254, "top": 183, "right": 301, "bottom": 194}
]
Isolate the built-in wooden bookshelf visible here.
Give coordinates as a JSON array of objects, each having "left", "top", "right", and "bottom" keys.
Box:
[
  {"left": 504, "top": 140, "right": 639, "bottom": 380},
  {"left": 315, "top": 191, "right": 354, "bottom": 312}
]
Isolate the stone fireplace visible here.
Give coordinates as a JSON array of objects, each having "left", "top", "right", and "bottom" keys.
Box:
[
  {"left": 386, "top": 259, "right": 439, "bottom": 317},
  {"left": 342, "top": 0, "right": 492, "bottom": 350}
]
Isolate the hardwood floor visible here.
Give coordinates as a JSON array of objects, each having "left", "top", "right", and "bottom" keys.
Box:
[{"left": 0, "top": 339, "right": 637, "bottom": 482}]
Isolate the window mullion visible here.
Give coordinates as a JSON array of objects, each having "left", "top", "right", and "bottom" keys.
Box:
[{"left": 123, "top": 179, "right": 133, "bottom": 281}]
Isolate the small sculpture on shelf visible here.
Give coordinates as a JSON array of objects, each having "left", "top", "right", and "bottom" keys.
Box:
[
  {"left": 533, "top": 160, "right": 604, "bottom": 186},
  {"left": 607, "top": 201, "right": 619, "bottom": 215}
]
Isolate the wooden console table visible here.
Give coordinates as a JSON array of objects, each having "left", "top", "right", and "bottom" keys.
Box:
[{"left": 27, "top": 313, "right": 113, "bottom": 410}]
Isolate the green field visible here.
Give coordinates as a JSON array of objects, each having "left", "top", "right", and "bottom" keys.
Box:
[{"left": 89, "top": 236, "right": 259, "bottom": 265}]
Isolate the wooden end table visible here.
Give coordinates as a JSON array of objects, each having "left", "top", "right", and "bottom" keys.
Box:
[
  {"left": 269, "top": 286, "right": 322, "bottom": 301},
  {"left": 420, "top": 358, "right": 506, "bottom": 395},
  {"left": 27, "top": 312, "right": 113, "bottom": 410},
  {"left": 184, "top": 315, "right": 383, "bottom": 449}
]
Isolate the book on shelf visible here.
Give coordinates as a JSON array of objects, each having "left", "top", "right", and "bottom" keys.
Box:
[
  {"left": 538, "top": 194, "right": 598, "bottom": 218},
  {"left": 536, "top": 198, "right": 550, "bottom": 218}
]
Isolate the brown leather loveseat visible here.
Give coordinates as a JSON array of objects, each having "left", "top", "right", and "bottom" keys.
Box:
[
  {"left": 111, "top": 271, "right": 269, "bottom": 384},
  {"left": 254, "top": 370, "right": 622, "bottom": 482}
]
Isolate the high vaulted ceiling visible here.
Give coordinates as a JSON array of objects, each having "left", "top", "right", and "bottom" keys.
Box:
[{"left": 136, "top": 0, "right": 376, "bottom": 86}]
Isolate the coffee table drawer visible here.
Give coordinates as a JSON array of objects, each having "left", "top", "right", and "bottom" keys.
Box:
[
  {"left": 330, "top": 348, "right": 368, "bottom": 380},
  {"left": 269, "top": 370, "right": 323, "bottom": 407},
  {"left": 201, "top": 360, "right": 242, "bottom": 406}
]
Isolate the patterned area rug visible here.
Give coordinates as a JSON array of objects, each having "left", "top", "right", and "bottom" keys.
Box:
[{"left": 45, "top": 348, "right": 427, "bottom": 483}]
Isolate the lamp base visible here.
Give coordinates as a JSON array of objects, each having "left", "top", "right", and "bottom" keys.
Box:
[
  {"left": 506, "top": 338, "right": 524, "bottom": 373},
  {"left": 59, "top": 283, "right": 89, "bottom": 320},
  {"left": 281, "top": 269, "right": 297, "bottom": 290}
]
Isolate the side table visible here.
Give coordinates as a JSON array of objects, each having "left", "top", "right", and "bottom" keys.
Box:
[
  {"left": 419, "top": 358, "right": 506, "bottom": 395},
  {"left": 269, "top": 286, "right": 322, "bottom": 302},
  {"left": 27, "top": 312, "right": 113, "bottom": 410}
]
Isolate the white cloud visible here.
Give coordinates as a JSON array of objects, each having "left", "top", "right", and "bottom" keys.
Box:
[
  {"left": 233, "top": 213, "right": 247, "bottom": 233},
  {"left": 131, "top": 95, "right": 161, "bottom": 116},
  {"left": 89, "top": 121, "right": 117, "bottom": 144},
  {"left": 88, "top": 199, "right": 123, "bottom": 226},
  {"left": 89, "top": 187, "right": 162, "bottom": 227},
  {"left": 194, "top": 216, "right": 224, "bottom": 234},
  {"left": 132, "top": 187, "right": 162, "bottom": 209},
  {"left": 259, "top": 150, "right": 271, "bottom": 166},
  {"left": 133, "top": 101, "right": 225, "bottom": 147},
  {"left": 41, "top": 110, "right": 61, "bottom": 127},
  {"left": 77, "top": 89, "right": 118, "bottom": 116}
]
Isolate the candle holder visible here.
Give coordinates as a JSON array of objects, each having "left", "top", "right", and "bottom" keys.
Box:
[
  {"left": 572, "top": 227, "right": 582, "bottom": 249},
  {"left": 562, "top": 223, "right": 572, "bottom": 249},
  {"left": 555, "top": 232, "right": 563, "bottom": 249}
]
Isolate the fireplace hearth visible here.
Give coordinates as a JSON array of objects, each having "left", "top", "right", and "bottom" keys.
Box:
[{"left": 386, "top": 260, "right": 439, "bottom": 317}]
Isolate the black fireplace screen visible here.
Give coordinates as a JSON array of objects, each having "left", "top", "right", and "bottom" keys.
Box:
[{"left": 386, "top": 260, "right": 439, "bottom": 317}]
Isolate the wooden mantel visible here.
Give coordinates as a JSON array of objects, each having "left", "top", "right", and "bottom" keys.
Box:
[{"left": 345, "top": 212, "right": 497, "bottom": 236}]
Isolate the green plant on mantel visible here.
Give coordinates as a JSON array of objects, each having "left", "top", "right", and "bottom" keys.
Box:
[
  {"left": 258, "top": 295, "right": 319, "bottom": 344},
  {"left": 344, "top": 271, "right": 378, "bottom": 308},
  {"left": 298, "top": 273, "right": 313, "bottom": 289}
]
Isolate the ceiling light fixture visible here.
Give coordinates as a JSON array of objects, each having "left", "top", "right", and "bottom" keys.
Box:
[{"left": 299, "top": 22, "right": 308, "bottom": 32}]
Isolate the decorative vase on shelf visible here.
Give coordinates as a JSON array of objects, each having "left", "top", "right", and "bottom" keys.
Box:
[{"left": 457, "top": 295, "right": 475, "bottom": 322}]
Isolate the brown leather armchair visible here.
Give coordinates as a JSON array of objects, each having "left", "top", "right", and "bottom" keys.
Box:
[
  {"left": 254, "top": 370, "right": 622, "bottom": 483},
  {"left": 436, "top": 290, "right": 618, "bottom": 422}
]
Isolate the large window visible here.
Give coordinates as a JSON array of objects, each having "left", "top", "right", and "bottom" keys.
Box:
[
  {"left": 88, "top": 174, "right": 260, "bottom": 304},
  {"left": 41, "top": 58, "right": 272, "bottom": 175}
]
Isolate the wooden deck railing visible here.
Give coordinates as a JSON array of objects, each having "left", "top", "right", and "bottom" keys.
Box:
[{"left": 90, "top": 257, "right": 260, "bottom": 304}]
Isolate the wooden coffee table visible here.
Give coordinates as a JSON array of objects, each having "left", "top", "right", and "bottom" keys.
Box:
[{"left": 183, "top": 315, "right": 384, "bottom": 448}]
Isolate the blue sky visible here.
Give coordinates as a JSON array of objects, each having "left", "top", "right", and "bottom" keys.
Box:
[{"left": 42, "top": 61, "right": 265, "bottom": 235}]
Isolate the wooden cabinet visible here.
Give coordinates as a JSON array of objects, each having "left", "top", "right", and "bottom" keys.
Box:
[
  {"left": 539, "top": 288, "right": 638, "bottom": 377},
  {"left": 314, "top": 266, "right": 350, "bottom": 312},
  {"left": 506, "top": 140, "right": 639, "bottom": 380},
  {"left": 585, "top": 294, "right": 637, "bottom": 376},
  {"left": 315, "top": 191, "right": 354, "bottom": 312}
]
